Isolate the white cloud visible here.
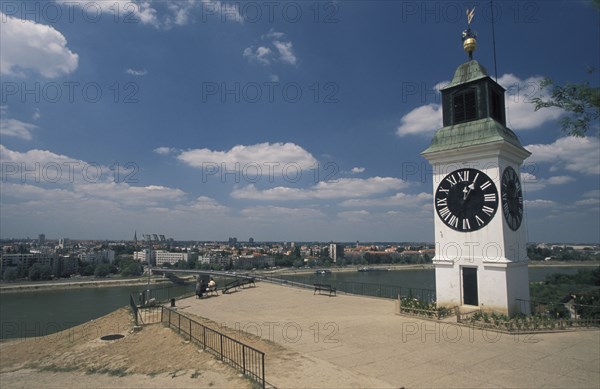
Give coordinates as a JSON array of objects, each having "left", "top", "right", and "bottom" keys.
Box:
[
  {"left": 177, "top": 142, "right": 318, "bottom": 172},
  {"left": 340, "top": 192, "right": 431, "bottom": 207},
  {"left": 545, "top": 176, "right": 574, "bottom": 185},
  {"left": 243, "top": 46, "right": 272, "bottom": 65},
  {"left": 396, "top": 74, "right": 565, "bottom": 137},
  {"left": 498, "top": 74, "right": 563, "bottom": 130},
  {"left": 0, "top": 144, "right": 92, "bottom": 184},
  {"left": 0, "top": 107, "right": 38, "bottom": 140},
  {"left": 574, "top": 198, "right": 600, "bottom": 207},
  {"left": 74, "top": 182, "right": 186, "bottom": 207},
  {"left": 32, "top": 108, "right": 41, "bottom": 121},
  {"left": 396, "top": 104, "right": 442, "bottom": 137},
  {"left": 0, "top": 144, "right": 204, "bottom": 228},
  {"left": 241, "top": 206, "right": 324, "bottom": 219},
  {"left": 262, "top": 29, "right": 285, "bottom": 39},
  {"left": 126, "top": 68, "right": 148, "bottom": 76},
  {"left": 0, "top": 12, "right": 78, "bottom": 78},
  {"left": 244, "top": 30, "right": 297, "bottom": 66},
  {"left": 0, "top": 144, "right": 85, "bottom": 175},
  {"left": 273, "top": 40, "right": 297, "bottom": 65},
  {"left": 526, "top": 136, "right": 600, "bottom": 175},
  {"left": 337, "top": 210, "right": 370, "bottom": 220},
  {"left": 582, "top": 190, "right": 600, "bottom": 199},
  {"left": 55, "top": 0, "right": 158, "bottom": 26},
  {"left": 269, "top": 74, "right": 279, "bottom": 82},
  {"left": 55, "top": 1, "right": 243, "bottom": 28},
  {"left": 153, "top": 146, "right": 178, "bottom": 155},
  {"left": 231, "top": 177, "right": 407, "bottom": 201},
  {"left": 524, "top": 199, "right": 557, "bottom": 208},
  {"left": 182, "top": 196, "right": 230, "bottom": 213},
  {"left": 0, "top": 118, "right": 37, "bottom": 140},
  {"left": 520, "top": 172, "right": 575, "bottom": 192},
  {"left": 434, "top": 81, "right": 450, "bottom": 91},
  {"left": 166, "top": 1, "right": 195, "bottom": 26},
  {"left": 351, "top": 167, "right": 365, "bottom": 174}
]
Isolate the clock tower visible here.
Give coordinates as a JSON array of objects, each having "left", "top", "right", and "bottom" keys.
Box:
[{"left": 421, "top": 13, "right": 531, "bottom": 316}]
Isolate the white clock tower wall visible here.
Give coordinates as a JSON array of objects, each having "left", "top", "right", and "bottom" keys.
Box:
[{"left": 432, "top": 155, "right": 509, "bottom": 263}]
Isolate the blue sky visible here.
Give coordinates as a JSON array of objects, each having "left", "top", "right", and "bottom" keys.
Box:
[{"left": 1, "top": 0, "right": 599, "bottom": 243}]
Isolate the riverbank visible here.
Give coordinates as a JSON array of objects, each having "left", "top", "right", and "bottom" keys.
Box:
[
  {"left": 265, "top": 260, "right": 599, "bottom": 276},
  {"left": 267, "top": 263, "right": 434, "bottom": 276},
  {"left": 527, "top": 260, "right": 600, "bottom": 267},
  {"left": 0, "top": 276, "right": 188, "bottom": 294}
]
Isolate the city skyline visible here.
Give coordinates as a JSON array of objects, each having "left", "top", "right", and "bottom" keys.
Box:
[{"left": 1, "top": 1, "right": 599, "bottom": 243}]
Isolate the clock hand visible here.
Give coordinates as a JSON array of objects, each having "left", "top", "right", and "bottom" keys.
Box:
[{"left": 463, "top": 183, "right": 475, "bottom": 200}]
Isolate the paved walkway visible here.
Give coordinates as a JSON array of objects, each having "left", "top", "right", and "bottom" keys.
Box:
[{"left": 177, "top": 282, "right": 600, "bottom": 388}]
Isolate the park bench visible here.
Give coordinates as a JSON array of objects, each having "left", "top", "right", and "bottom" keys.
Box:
[
  {"left": 314, "top": 283, "right": 336, "bottom": 296},
  {"left": 205, "top": 285, "right": 219, "bottom": 296},
  {"left": 240, "top": 277, "right": 256, "bottom": 288},
  {"left": 222, "top": 277, "right": 257, "bottom": 294},
  {"left": 222, "top": 279, "right": 242, "bottom": 294}
]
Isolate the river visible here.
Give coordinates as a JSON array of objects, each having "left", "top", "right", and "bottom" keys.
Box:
[{"left": 0, "top": 266, "right": 596, "bottom": 339}]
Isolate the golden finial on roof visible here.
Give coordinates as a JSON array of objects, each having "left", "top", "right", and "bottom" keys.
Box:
[{"left": 462, "top": 7, "right": 477, "bottom": 60}]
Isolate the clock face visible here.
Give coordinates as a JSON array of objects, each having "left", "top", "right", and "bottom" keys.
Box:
[
  {"left": 501, "top": 166, "right": 523, "bottom": 231},
  {"left": 435, "top": 168, "right": 499, "bottom": 232}
]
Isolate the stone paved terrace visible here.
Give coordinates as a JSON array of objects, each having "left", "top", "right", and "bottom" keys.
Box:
[{"left": 175, "top": 282, "right": 600, "bottom": 389}]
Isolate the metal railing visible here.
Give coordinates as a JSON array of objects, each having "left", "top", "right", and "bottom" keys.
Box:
[
  {"left": 517, "top": 298, "right": 600, "bottom": 320},
  {"left": 456, "top": 308, "right": 482, "bottom": 323},
  {"left": 257, "top": 274, "right": 435, "bottom": 302},
  {"left": 127, "top": 285, "right": 267, "bottom": 388},
  {"left": 129, "top": 294, "right": 139, "bottom": 326},
  {"left": 164, "top": 307, "right": 266, "bottom": 389},
  {"left": 135, "top": 283, "right": 197, "bottom": 306}
]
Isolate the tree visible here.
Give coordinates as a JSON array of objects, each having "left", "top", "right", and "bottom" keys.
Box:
[
  {"left": 94, "top": 264, "right": 111, "bottom": 278},
  {"left": 175, "top": 260, "right": 188, "bottom": 270},
  {"left": 3, "top": 268, "right": 18, "bottom": 281},
  {"left": 121, "top": 262, "right": 142, "bottom": 277},
  {"left": 80, "top": 263, "right": 95, "bottom": 276},
  {"left": 199, "top": 263, "right": 211, "bottom": 270},
  {"left": 29, "top": 263, "right": 52, "bottom": 281},
  {"left": 292, "top": 246, "right": 301, "bottom": 258},
  {"left": 531, "top": 76, "right": 599, "bottom": 137}
]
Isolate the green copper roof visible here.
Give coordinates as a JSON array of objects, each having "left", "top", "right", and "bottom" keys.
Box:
[
  {"left": 443, "top": 60, "right": 490, "bottom": 89},
  {"left": 421, "top": 118, "right": 528, "bottom": 155}
]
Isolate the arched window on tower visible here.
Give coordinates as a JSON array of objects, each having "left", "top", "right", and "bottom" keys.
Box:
[{"left": 452, "top": 88, "right": 477, "bottom": 124}]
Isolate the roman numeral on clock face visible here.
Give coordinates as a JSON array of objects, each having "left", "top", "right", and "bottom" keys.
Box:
[
  {"left": 482, "top": 205, "right": 495, "bottom": 216},
  {"left": 457, "top": 170, "right": 469, "bottom": 181},
  {"left": 446, "top": 175, "right": 458, "bottom": 186},
  {"left": 439, "top": 207, "right": 451, "bottom": 219},
  {"left": 475, "top": 215, "right": 485, "bottom": 226},
  {"left": 484, "top": 193, "right": 496, "bottom": 202},
  {"left": 448, "top": 215, "right": 459, "bottom": 228},
  {"left": 462, "top": 218, "right": 471, "bottom": 230}
]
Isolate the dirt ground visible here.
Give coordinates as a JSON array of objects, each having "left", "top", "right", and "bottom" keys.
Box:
[{"left": 0, "top": 307, "right": 252, "bottom": 388}]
